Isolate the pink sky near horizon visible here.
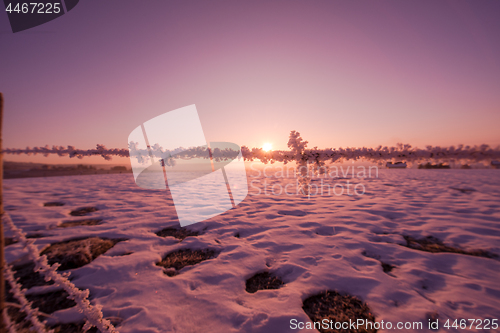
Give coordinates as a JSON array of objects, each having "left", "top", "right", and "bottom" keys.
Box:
[{"left": 1, "top": 0, "right": 499, "bottom": 165}]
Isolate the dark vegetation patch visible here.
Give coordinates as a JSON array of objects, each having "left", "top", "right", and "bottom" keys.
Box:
[
  {"left": 155, "top": 227, "right": 199, "bottom": 241},
  {"left": 113, "top": 251, "right": 133, "bottom": 256},
  {"left": 5, "top": 273, "right": 95, "bottom": 332},
  {"left": 157, "top": 249, "right": 216, "bottom": 276},
  {"left": 41, "top": 237, "right": 123, "bottom": 270},
  {"left": 402, "top": 235, "right": 498, "bottom": 259},
  {"left": 6, "top": 289, "right": 99, "bottom": 333},
  {"left": 27, "top": 233, "right": 46, "bottom": 239},
  {"left": 361, "top": 251, "right": 379, "bottom": 260},
  {"left": 380, "top": 262, "right": 395, "bottom": 273},
  {"left": 245, "top": 271, "right": 285, "bottom": 293},
  {"left": 59, "top": 218, "right": 103, "bottom": 228},
  {"left": 302, "top": 290, "right": 377, "bottom": 333},
  {"left": 12, "top": 262, "right": 54, "bottom": 289},
  {"left": 28, "top": 290, "right": 76, "bottom": 314},
  {"left": 4, "top": 236, "right": 119, "bottom": 331},
  {"left": 277, "top": 210, "right": 308, "bottom": 217},
  {"left": 450, "top": 187, "right": 476, "bottom": 194},
  {"left": 108, "top": 251, "right": 133, "bottom": 257},
  {"left": 418, "top": 163, "right": 450, "bottom": 169},
  {"left": 69, "top": 207, "right": 99, "bottom": 216},
  {"left": 5, "top": 237, "right": 18, "bottom": 246},
  {"left": 50, "top": 323, "right": 99, "bottom": 333},
  {"left": 44, "top": 202, "right": 65, "bottom": 207},
  {"left": 361, "top": 251, "right": 395, "bottom": 274},
  {"left": 426, "top": 312, "right": 439, "bottom": 330}
]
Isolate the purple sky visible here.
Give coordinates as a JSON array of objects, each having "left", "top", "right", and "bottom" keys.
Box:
[{"left": 1, "top": 0, "right": 499, "bottom": 164}]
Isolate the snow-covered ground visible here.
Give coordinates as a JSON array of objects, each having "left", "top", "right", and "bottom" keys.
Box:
[{"left": 3, "top": 168, "right": 500, "bottom": 333}]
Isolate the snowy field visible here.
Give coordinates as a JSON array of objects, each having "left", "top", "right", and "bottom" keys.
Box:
[{"left": 3, "top": 168, "right": 500, "bottom": 333}]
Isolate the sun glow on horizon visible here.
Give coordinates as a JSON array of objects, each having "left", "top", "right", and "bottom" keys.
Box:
[{"left": 262, "top": 143, "right": 273, "bottom": 152}]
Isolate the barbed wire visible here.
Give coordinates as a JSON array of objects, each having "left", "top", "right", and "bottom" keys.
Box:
[
  {"left": 3, "top": 262, "right": 53, "bottom": 333},
  {"left": 2, "top": 213, "right": 119, "bottom": 333},
  {"left": 3, "top": 131, "right": 500, "bottom": 164}
]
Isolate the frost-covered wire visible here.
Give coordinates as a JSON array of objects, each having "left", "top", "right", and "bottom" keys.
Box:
[
  {"left": 4, "top": 263, "right": 53, "bottom": 333},
  {"left": 3, "top": 131, "right": 500, "bottom": 164},
  {"left": 3, "top": 145, "right": 129, "bottom": 161},
  {"left": 241, "top": 131, "right": 500, "bottom": 164},
  {"left": 2, "top": 213, "right": 119, "bottom": 333}
]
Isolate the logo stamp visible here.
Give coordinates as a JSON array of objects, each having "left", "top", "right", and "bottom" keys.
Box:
[{"left": 128, "top": 105, "right": 248, "bottom": 226}]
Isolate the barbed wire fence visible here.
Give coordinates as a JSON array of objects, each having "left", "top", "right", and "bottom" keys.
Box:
[
  {"left": 4, "top": 138, "right": 500, "bottom": 165},
  {"left": 0, "top": 93, "right": 121, "bottom": 332},
  {"left": 1, "top": 92, "right": 499, "bottom": 331},
  {"left": 3, "top": 212, "right": 118, "bottom": 333}
]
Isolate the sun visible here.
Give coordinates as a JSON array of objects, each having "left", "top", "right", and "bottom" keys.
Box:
[{"left": 262, "top": 143, "right": 273, "bottom": 152}]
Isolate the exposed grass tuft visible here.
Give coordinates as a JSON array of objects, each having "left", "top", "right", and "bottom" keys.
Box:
[
  {"left": 402, "top": 235, "right": 498, "bottom": 259},
  {"left": 380, "top": 262, "right": 395, "bottom": 273},
  {"left": 450, "top": 187, "right": 476, "bottom": 194},
  {"left": 245, "top": 271, "right": 284, "bottom": 293},
  {"left": 69, "top": 207, "right": 99, "bottom": 216},
  {"left": 26, "top": 233, "right": 46, "bottom": 238},
  {"left": 157, "top": 249, "right": 216, "bottom": 276},
  {"left": 155, "top": 227, "right": 199, "bottom": 241},
  {"left": 27, "top": 290, "right": 77, "bottom": 314},
  {"left": 59, "top": 218, "right": 103, "bottom": 228},
  {"left": 49, "top": 323, "right": 99, "bottom": 333},
  {"left": 44, "top": 202, "right": 65, "bottom": 207},
  {"left": 362, "top": 251, "right": 395, "bottom": 274},
  {"left": 5, "top": 237, "right": 18, "bottom": 246},
  {"left": 11, "top": 262, "right": 53, "bottom": 289},
  {"left": 6, "top": 284, "right": 85, "bottom": 332},
  {"left": 41, "top": 237, "right": 122, "bottom": 270},
  {"left": 6, "top": 306, "right": 100, "bottom": 333},
  {"left": 426, "top": 312, "right": 440, "bottom": 330},
  {"left": 302, "top": 290, "right": 377, "bottom": 333},
  {"left": 5, "top": 257, "right": 109, "bottom": 332}
]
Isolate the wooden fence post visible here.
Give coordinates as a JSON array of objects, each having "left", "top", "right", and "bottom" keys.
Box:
[{"left": 0, "top": 92, "right": 5, "bottom": 330}]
